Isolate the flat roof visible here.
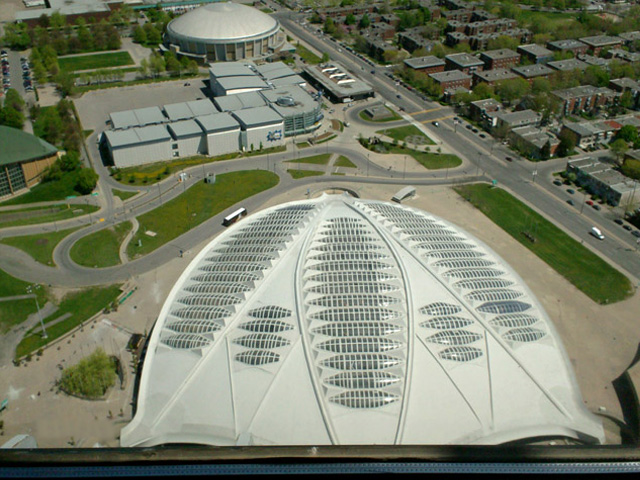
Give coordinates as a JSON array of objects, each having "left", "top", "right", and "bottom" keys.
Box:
[
  {"left": 232, "top": 106, "right": 283, "bottom": 128},
  {"left": 214, "top": 91, "right": 267, "bottom": 111},
  {"left": 511, "top": 64, "right": 553, "bottom": 78},
  {"left": 270, "top": 75, "right": 306, "bottom": 88},
  {"left": 496, "top": 109, "right": 541, "bottom": 126},
  {"left": 429, "top": 70, "right": 472, "bottom": 82},
  {"left": 256, "top": 62, "right": 297, "bottom": 80},
  {"left": 579, "top": 35, "right": 622, "bottom": 47},
  {"left": 547, "top": 58, "right": 588, "bottom": 72},
  {"left": 105, "top": 125, "right": 171, "bottom": 148},
  {"left": 209, "top": 62, "right": 257, "bottom": 78},
  {"left": 260, "top": 85, "right": 319, "bottom": 117},
  {"left": 552, "top": 85, "right": 616, "bottom": 100},
  {"left": 480, "top": 49, "right": 519, "bottom": 60},
  {"left": 303, "top": 62, "right": 374, "bottom": 98},
  {"left": 110, "top": 106, "right": 166, "bottom": 130},
  {"left": 517, "top": 44, "right": 553, "bottom": 57},
  {"left": 404, "top": 56, "right": 445, "bottom": 70},
  {"left": 195, "top": 112, "right": 241, "bottom": 133},
  {"left": 547, "top": 39, "right": 588, "bottom": 50},
  {"left": 474, "top": 68, "right": 518, "bottom": 82},
  {"left": 168, "top": 119, "right": 204, "bottom": 139},
  {"left": 445, "top": 53, "right": 484, "bottom": 67},
  {"left": 214, "top": 76, "right": 270, "bottom": 93},
  {"left": 187, "top": 99, "right": 218, "bottom": 117}
]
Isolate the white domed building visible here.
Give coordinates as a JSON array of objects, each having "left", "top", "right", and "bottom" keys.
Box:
[
  {"left": 163, "top": 2, "right": 285, "bottom": 62},
  {"left": 121, "top": 194, "right": 604, "bottom": 447}
]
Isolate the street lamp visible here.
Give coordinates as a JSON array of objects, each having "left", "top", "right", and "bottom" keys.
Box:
[{"left": 26, "top": 284, "right": 47, "bottom": 339}]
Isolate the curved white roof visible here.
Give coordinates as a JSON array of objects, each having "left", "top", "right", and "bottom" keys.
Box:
[
  {"left": 121, "top": 194, "right": 604, "bottom": 447},
  {"left": 166, "top": 2, "right": 279, "bottom": 43}
]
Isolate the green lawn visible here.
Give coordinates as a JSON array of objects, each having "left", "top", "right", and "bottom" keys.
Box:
[
  {"left": 288, "top": 170, "right": 324, "bottom": 179},
  {"left": 0, "top": 227, "right": 81, "bottom": 266},
  {"left": 114, "top": 146, "right": 286, "bottom": 186},
  {"left": 15, "top": 284, "right": 122, "bottom": 359},
  {"left": 285, "top": 154, "right": 331, "bottom": 165},
  {"left": 0, "top": 268, "right": 48, "bottom": 333},
  {"left": 518, "top": 10, "right": 574, "bottom": 28},
  {"left": 70, "top": 221, "right": 132, "bottom": 268},
  {"left": 334, "top": 156, "right": 357, "bottom": 168},
  {"left": 376, "top": 125, "right": 435, "bottom": 145},
  {"left": 296, "top": 142, "right": 311, "bottom": 148},
  {"left": 112, "top": 189, "right": 138, "bottom": 201},
  {"left": 454, "top": 183, "right": 633, "bottom": 304},
  {"left": 127, "top": 170, "right": 279, "bottom": 258},
  {"left": 296, "top": 44, "right": 322, "bottom": 64},
  {"left": 58, "top": 51, "right": 134, "bottom": 72},
  {"left": 371, "top": 142, "right": 461, "bottom": 170},
  {"left": 0, "top": 204, "right": 98, "bottom": 228},
  {"left": 0, "top": 174, "right": 83, "bottom": 205},
  {"left": 359, "top": 107, "right": 402, "bottom": 123}
]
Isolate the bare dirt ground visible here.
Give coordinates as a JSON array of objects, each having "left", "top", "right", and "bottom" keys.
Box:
[{"left": 1, "top": 184, "right": 637, "bottom": 446}]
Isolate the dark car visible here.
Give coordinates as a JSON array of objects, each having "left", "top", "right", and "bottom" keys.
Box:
[
  {"left": 567, "top": 189, "right": 575, "bottom": 194},
  {"left": 472, "top": 128, "right": 479, "bottom": 133},
  {"left": 553, "top": 179, "right": 562, "bottom": 186},
  {"left": 466, "top": 125, "right": 473, "bottom": 130},
  {"left": 623, "top": 225, "right": 632, "bottom": 231},
  {"left": 479, "top": 133, "right": 486, "bottom": 138},
  {"left": 614, "top": 219, "right": 624, "bottom": 225},
  {"left": 505, "top": 157, "right": 513, "bottom": 162},
  {"left": 592, "top": 204, "right": 601, "bottom": 211},
  {"left": 567, "top": 199, "right": 575, "bottom": 206},
  {"left": 633, "top": 231, "right": 640, "bottom": 238}
]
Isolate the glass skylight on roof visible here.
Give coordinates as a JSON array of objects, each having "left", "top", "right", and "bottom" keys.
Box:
[
  {"left": 433, "top": 259, "right": 495, "bottom": 269},
  {"left": 419, "top": 316, "right": 474, "bottom": 330},
  {"left": 419, "top": 303, "right": 462, "bottom": 316},
  {"left": 247, "top": 306, "right": 292, "bottom": 319},
  {"left": 170, "top": 306, "right": 232, "bottom": 320},
  {"left": 477, "top": 301, "right": 532, "bottom": 315},
  {"left": 306, "top": 282, "right": 398, "bottom": 295},
  {"left": 162, "top": 333, "right": 211, "bottom": 350},
  {"left": 454, "top": 279, "right": 514, "bottom": 290},
  {"left": 423, "top": 250, "right": 486, "bottom": 260},
  {"left": 311, "top": 322, "right": 401, "bottom": 337},
  {"left": 439, "top": 346, "right": 484, "bottom": 362},
  {"left": 324, "top": 371, "right": 401, "bottom": 389},
  {"left": 239, "top": 319, "right": 293, "bottom": 333},
  {"left": 310, "top": 307, "right": 402, "bottom": 322},
  {"left": 489, "top": 314, "right": 539, "bottom": 328},
  {"left": 184, "top": 282, "right": 252, "bottom": 294},
  {"left": 320, "top": 354, "right": 402, "bottom": 370},
  {"left": 177, "top": 293, "right": 242, "bottom": 306},
  {"left": 317, "top": 337, "right": 402, "bottom": 354},
  {"left": 426, "top": 330, "right": 483, "bottom": 346},
  {"left": 233, "top": 333, "right": 290, "bottom": 349},
  {"left": 165, "top": 319, "right": 223, "bottom": 334},
  {"left": 502, "top": 327, "right": 546, "bottom": 343},
  {"left": 235, "top": 350, "right": 280, "bottom": 366},
  {"left": 309, "top": 294, "right": 400, "bottom": 308},
  {"left": 329, "top": 390, "right": 399, "bottom": 409}
]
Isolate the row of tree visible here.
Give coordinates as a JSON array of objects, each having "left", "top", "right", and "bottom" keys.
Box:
[
  {"left": 138, "top": 51, "right": 199, "bottom": 79},
  {"left": 0, "top": 89, "right": 26, "bottom": 129}
]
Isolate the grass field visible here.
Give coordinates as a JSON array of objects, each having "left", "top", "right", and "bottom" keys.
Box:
[
  {"left": 0, "top": 268, "right": 48, "bottom": 333},
  {"left": 111, "top": 189, "right": 138, "bottom": 202},
  {"left": 518, "top": 10, "right": 574, "bottom": 28},
  {"left": 115, "top": 146, "right": 286, "bottom": 186},
  {"left": 334, "top": 156, "right": 357, "bottom": 168},
  {"left": 58, "top": 51, "right": 134, "bottom": 72},
  {"left": 0, "top": 175, "right": 83, "bottom": 205},
  {"left": 359, "top": 107, "right": 402, "bottom": 123},
  {"left": 376, "top": 125, "right": 435, "bottom": 145},
  {"left": 0, "top": 227, "right": 81, "bottom": 266},
  {"left": 0, "top": 204, "right": 98, "bottom": 228},
  {"left": 455, "top": 183, "right": 633, "bottom": 304},
  {"left": 367, "top": 142, "right": 461, "bottom": 170},
  {"left": 15, "top": 284, "right": 122, "bottom": 359},
  {"left": 127, "top": 170, "right": 279, "bottom": 258},
  {"left": 288, "top": 170, "right": 324, "bottom": 179},
  {"left": 296, "top": 142, "right": 311, "bottom": 148},
  {"left": 296, "top": 44, "right": 322, "bottom": 64},
  {"left": 285, "top": 154, "right": 331, "bottom": 165},
  {"left": 70, "top": 221, "right": 132, "bottom": 268}
]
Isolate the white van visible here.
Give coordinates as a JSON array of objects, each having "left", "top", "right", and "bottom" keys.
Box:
[{"left": 590, "top": 227, "right": 604, "bottom": 240}]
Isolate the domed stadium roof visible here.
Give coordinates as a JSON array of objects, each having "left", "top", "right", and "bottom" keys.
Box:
[
  {"left": 166, "top": 2, "right": 279, "bottom": 43},
  {"left": 0, "top": 126, "right": 57, "bottom": 166},
  {"left": 121, "top": 194, "right": 604, "bottom": 447}
]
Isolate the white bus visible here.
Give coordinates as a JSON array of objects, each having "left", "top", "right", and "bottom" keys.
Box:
[{"left": 222, "top": 207, "right": 247, "bottom": 227}]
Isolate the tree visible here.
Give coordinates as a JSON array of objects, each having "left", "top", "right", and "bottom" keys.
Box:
[
  {"left": 471, "top": 82, "right": 494, "bottom": 100},
  {"left": 359, "top": 14, "right": 371, "bottom": 29},
  {"left": 75, "top": 168, "right": 99, "bottom": 195},
  {"left": 621, "top": 159, "right": 640, "bottom": 181},
  {"left": 59, "top": 152, "right": 82, "bottom": 172},
  {"left": 132, "top": 25, "right": 147, "bottom": 44},
  {"left": 531, "top": 77, "right": 551, "bottom": 94},
  {"left": 0, "top": 106, "right": 25, "bottom": 130},
  {"left": 486, "top": 35, "right": 519, "bottom": 51},
  {"left": 620, "top": 90, "right": 635, "bottom": 110},
  {"left": 149, "top": 53, "right": 166, "bottom": 78},
  {"left": 617, "top": 125, "right": 639, "bottom": 144},
  {"left": 557, "top": 129, "right": 576, "bottom": 157},
  {"left": 165, "top": 54, "right": 182, "bottom": 76},
  {"left": 143, "top": 23, "right": 162, "bottom": 45},
  {"left": 610, "top": 138, "right": 629, "bottom": 165},
  {"left": 324, "top": 17, "right": 336, "bottom": 35},
  {"left": 2, "top": 22, "right": 31, "bottom": 49},
  {"left": 582, "top": 65, "right": 609, "bottom": 88},
  {"left": 495, "top": 78, "right": 530, "bottom": 104},
  {"left": 345, "top": 13, "right": 356, "bottom": 25},
  {"left": 186, "top": 59, "right": 199, "bottom": 76},
  {"left": 139, "top": 58, "right": 150, "bottom": 78},
  {"left": 4, "top": 89, "right": 25, "bottom": 113},
  {"left": 55, "top": 71, "right": 76, "bottom": 97},
  {"left": 50, "top": 11, "right": 66, "bottom": 29},
  {"left": 321, "top": 52, "right": 330, "bottom": 63}
]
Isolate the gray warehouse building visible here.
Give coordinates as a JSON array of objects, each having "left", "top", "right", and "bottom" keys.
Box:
[
  {"left": 104, "top": 125, "right": 173, "bottom": 168},
  {"left": 209, "top": 61, "right": 305, "bottom": 96},
  {"left": 261, "top": 86, "right": 322, "bottom": 136},
  {"left": 232, "top": 106, "right": 285, "bottom": 151},
  {"left": 195, "top": 112, "right": 242, "bottom": 156},
  {"left": 167, "top": 120, "right": 206, "bottom": 158},
  {"left": 303, "top": 62, "right": 375, "bottom": 103}
]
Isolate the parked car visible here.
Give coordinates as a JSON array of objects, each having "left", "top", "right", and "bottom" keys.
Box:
[
  {"left": 432, "top": 121, "right": 439, "bottom": 127},
  {"left": 632, "top": 230, "right": 640, "bottom": 238},
  {"left": 553, "top": 179, "right": 562, "bottom": 186},
  {"left": 466, "top": 125, "right": 473, "bottom": 130},
  {"left": 567, "top": 189, "right": 575, "bottom": 194},
  {"left": 592, "top": 204, "right": 601, "bottom": 211},
  {"left": 614, "top": 219, "right": 624, "bottom": 225},
  {"left": 623, "top": 225, "right": 632, "bottom": 231},
  {"left": 567, "top": 199, "right": 575, "bottom": 206},
  {"left": 586, "top": 200, "right": 593, "bottom": 206},
  {"left": 505, "top": 157, "right": 513, "bottom": 162}
]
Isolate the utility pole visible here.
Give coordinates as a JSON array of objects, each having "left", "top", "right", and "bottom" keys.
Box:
[
  {"left": 26, "top": 285, "right": 46, "bottom": 339},
  {"left": 532, "top": 169, "right": 538, "bottom": 183}
]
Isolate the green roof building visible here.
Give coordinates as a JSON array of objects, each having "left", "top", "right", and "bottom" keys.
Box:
[{"left": 0, "top": 126, "right": 58, "bottom": 199}]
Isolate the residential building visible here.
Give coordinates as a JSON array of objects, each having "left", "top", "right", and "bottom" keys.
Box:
[
  {"left": 547, "top": 58, "right": 589, "bottom": 73},
  {"left": 480, "top": 49, "right": 520, "bottom": 70},
  {"left": 560, "top": 121, "right": 618, "bottom": 149},
  {"left": 577, "top": 54, "right": 612, "bottom": 69},
  {"left": 511, "top": 64, "right": 553, "bottom": 83},
  {"left": 552, "top": 85, "right": 619, "bottom": 116},
  {"left": 546, "top": 39, "right": 589, "bottom": 56},
  {"left": 366, "top": 36, "right": 396, "bottom": 61},
  {"left": 606, "top": 48, "right": 640, "bottom": 63},
  {"left": 609, "top": 77, "right": 640, "bottom": 108},
  {"left": 470, "top": 97, "right": 502, "bottom": 121},
  {"left": 404, "top": 55, "right": 446, "bottom": 74},
  {"left": 495, "top": 109, "right": 542, "bottom": 131},
  {"left": 517, "top": 44, "right": 554, "bottom": 64},
  {"left": 397, "top": 27, "right": 434, "bottom": 52},
  {"left": 579, "top": 35, "right": 623, "bottom": 55},
  {"left": 472, "top": 68, "right": 518, "bottom": 87},
  {"left": 429, "top": 70, "right": 472, "bottom": 91},
  {"left": 618, "top": 31, "right": 640, "bottom": 47},
  {"left": 464, "top": 18, "right": 517, "bottom": 36},
  {"left": 445, "top": 53, "right": 484, "bottom": 74},
  {"left": 508, "top": 126, "right": 559, "bottom": 159},
  {"left": 446, "top": 31, "right": 469, "bottom": 47},
  {"left": 567, "top": 157, "right": 640, "bottom": 206}
]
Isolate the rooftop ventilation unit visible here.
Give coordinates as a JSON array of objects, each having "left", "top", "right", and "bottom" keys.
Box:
[{"left": 276, "top": 96, "right": 296, "bottom": 107}]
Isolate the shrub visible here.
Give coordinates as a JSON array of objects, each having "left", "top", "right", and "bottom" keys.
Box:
[{"left": 58, "top": 348, "right": 116, "bottom": 399}]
